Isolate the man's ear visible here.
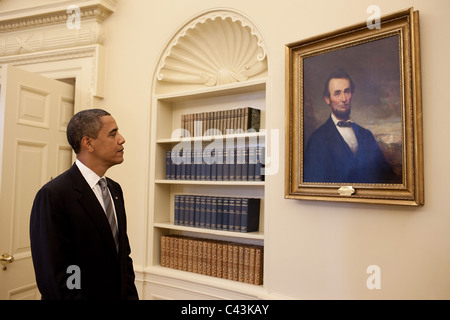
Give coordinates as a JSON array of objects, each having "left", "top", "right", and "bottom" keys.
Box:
[
  {"left": 81, "top": 136, "right": 94, "bottom": 152},
  {"left": 325, "top": 96, "right": 331, "bottom": 106}
]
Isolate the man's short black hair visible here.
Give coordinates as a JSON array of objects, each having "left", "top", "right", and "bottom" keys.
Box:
[
  {"left": 323, "top": 68, "right": 356, "bottom": 98},
  {"left": 67, "top": 109, "right": 111, "bottom": 154}
]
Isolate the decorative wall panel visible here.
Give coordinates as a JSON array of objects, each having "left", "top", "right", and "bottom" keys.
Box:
[
  {"left": 17, "top": 85, "right": 50, "bottom": 128},
  {"left": 12, "top": 140, "right": 47, "bottom": 255}
]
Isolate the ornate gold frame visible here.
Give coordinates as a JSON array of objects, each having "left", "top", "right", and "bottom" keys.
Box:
[{"left": 285, "top": 8, "right": 423, "bottom": 206}]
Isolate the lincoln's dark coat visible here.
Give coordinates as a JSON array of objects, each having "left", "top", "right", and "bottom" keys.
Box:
[{"left": 304, "top": 117, "right": 399, "bottom": 184}]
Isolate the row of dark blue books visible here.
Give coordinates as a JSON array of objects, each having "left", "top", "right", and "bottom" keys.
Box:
[
  {"left": 174, "top": 195, "right": 260, "bottom": 233},
  {"left": 166, "top": 146, "right": 265, "bottom": 181}
]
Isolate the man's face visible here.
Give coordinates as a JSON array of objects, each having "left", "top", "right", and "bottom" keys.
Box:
[
  {"left": 325, "top": 78, "right": 352, "bottom": 120},
  {"left": 91, "top": 115, "right": 125, "bottom": 168}
]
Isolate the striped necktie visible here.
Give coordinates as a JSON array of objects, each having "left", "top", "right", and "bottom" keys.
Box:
[{"left": 98, "top": 178, "right": 119, "bottom": 252}]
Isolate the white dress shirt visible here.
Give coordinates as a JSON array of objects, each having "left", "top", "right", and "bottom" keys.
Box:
[
  {"left": 331, "top": 113, "right": 358, "bottom": 154},
  {"left": 75, "top": 159, "right": 118, "bottom": 225}
]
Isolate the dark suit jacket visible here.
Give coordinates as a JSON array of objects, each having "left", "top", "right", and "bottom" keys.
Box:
[
  {"left": 304, "top": 117, "right": 399, "bottom": 184},
  {"left": 30, "top": 164, "right": 139, "bottom": 300}
]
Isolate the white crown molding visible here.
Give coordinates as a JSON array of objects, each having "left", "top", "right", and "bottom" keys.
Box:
[
  {"left": 0, "top": 0, "right": 116, "bottom": 57},
  {"left": 0, "top": 0, "right": 116, "bottom": 30},
  {"left": 156, "top": 9, "right": 268, "bottom": 90},
  {"left": 0, "top": 44, "right": 99, "bottom": 66}
]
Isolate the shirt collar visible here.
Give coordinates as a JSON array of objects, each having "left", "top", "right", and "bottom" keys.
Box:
[{"left": 75, "top": 159, "right": 104, "bottom": 189}]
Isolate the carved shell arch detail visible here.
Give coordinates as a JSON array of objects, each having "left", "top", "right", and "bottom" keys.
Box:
[{"left": 156, "top": 10, "right": 268, "bottom": 89}]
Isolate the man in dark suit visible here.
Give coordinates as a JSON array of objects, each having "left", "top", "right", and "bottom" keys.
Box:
[
  {"left": 30, "top": 109, "right": 139, "bottom": 300},
  {"left": 304, "top": 69, "right": 399, "bottom": 184}
]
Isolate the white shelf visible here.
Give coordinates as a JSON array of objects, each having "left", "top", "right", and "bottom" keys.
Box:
[
  {"left": 145, "top": 265, "right": 268, "bottom": 299},
  {"left": 155, "top": 78, "right": 267, "bottom": 103},
  {"left": 155, "top": 179, "right": 265, "bottom": 186},
  {"left": 154, "top": 222, "right": 264, "bottom": 240},
  {"left": 157, "top": 131, "right": 266, "bottom": 144}
]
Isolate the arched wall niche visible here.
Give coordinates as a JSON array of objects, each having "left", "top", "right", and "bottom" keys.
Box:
[
  {"left": 154, "top": 9, "right": 268, "bottom": 95},
  {"left": 144, "top": 9, "right": 270, "bottom": 299}
]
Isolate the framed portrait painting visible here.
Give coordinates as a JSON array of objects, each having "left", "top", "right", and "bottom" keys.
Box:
[{"left": 285, "top": 8, "right": 423, "bottom": 206}]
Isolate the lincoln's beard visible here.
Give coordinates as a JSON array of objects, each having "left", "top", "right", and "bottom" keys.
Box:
[{"left": 332, "top": 104, "right": 351, "bottom": 120}]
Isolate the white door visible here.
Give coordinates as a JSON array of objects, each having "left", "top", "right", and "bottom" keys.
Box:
[{"left": 0, "top": 65, "right": 74, "bottom": 300}]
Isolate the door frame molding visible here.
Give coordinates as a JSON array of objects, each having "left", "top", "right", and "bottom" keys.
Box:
[
  {"left": 0, "top": 43, "right": 105, "bottom": 112},
  {"left": 0, "top": 0, "right": 117, "bottom": 109}
]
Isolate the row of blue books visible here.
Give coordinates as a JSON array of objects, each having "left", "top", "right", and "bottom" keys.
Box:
[
  {"left": 174, "top": 195, "right": 261, "bottom": 233},
  {"left": 166, "top": 146, "right": 265, "bottom": 181}
]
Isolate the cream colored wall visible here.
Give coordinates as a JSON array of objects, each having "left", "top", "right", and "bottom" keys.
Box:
[{"left": 100, "top": 0, "right": 450, "bottom": 299}]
